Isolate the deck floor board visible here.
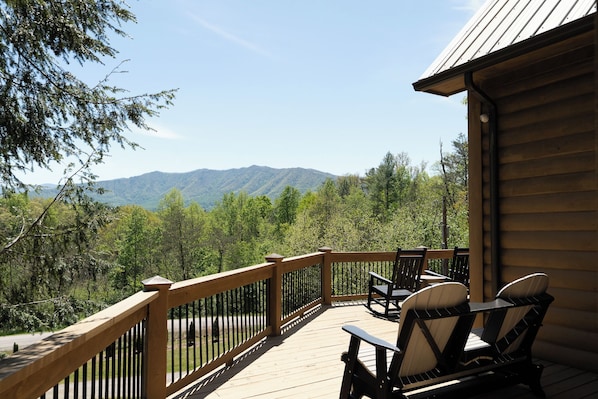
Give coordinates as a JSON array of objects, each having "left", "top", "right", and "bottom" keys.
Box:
[{"left": 169, "top": 303, "right": 598, "bottom": 399}]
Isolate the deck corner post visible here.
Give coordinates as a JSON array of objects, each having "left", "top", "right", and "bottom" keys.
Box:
[
  {"left": 142, "top": 275, "right": 173, "bottom": 399},
  {"left": 265, "top": 254, "right": 284, "bottom": 336},
  {"left": 319, "top": 247, "right": 333, "bottom": 305}
]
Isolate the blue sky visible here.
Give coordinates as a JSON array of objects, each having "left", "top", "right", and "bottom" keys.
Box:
[{"left": 27, "top": 0, "right": 486, "bottom": 184}]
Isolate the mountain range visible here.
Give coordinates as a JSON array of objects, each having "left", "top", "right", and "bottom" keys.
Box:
[{"left": 79, "top": 165, "right": 336, "bottom": 210}]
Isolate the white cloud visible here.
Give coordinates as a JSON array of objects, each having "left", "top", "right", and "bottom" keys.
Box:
[
  {"left": 453, "top": 0, "right": 488, "bottom": 14},
  {"left": 132, "top": 125, "right": 183, "bottom": 140},
  {"left": 188, "top": 13, "right": 274, "bottom": 59}
]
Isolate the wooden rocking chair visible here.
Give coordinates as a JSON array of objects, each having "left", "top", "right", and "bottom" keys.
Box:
[
  {"left": 424, "top": 246, "right": 470, "bottom": 288},
  {"left": 365, "top": 248, "right": 427, "bottom": 319}
]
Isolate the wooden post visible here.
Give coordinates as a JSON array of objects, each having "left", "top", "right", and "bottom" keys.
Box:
[
  {"left": 319, "top": 247, "right": 333, "bottom": 305},
  {"left": 265, "top": 254, "right": 284, "bottom": 336},
  {"left": 142, "top": 276, "right": 173, "bottom": 399}
]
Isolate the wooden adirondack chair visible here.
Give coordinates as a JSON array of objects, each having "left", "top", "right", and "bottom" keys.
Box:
[
  {"left": 461, "top": 273, "right": 553, "bottom": 397},
  {"left": 340, "top": 274, "right": 553, "bottom": 399},
  {"left": 365, "top": 248, "right": 427, "bottom": 318},
  {"left": 343, "top": 282, "right": 472, "bottom": 398}
]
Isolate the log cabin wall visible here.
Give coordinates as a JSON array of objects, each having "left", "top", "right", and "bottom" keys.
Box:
[{"left": 469, "top": 31, "right": 598, "bottom": 372}]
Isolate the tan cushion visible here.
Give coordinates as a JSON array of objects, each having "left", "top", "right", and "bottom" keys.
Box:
[
  {"left": 496, "top": 273, "right": 549, "bottom": 353},
  {"left": 398, "top": 282, "right": 468, "bottom": 376},
  {"left": 497, "top": 273, "right": 548, "bottom": 299}
]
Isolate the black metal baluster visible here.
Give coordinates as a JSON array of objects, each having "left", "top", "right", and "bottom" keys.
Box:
[
  {"left": 98, "top": 350, "right": 103, "bottom": 399},
  {"left": 73, "top": 368, "right": 79, "bottom": 399},
  {"left": 250, "top": 283, "right": 255, "bottom": 337},
  {"left": 91, "top": 355, "right": 97, "bottom": 399},
  {"left": 135, "top": 322, "right": 143, "bottom": 399},
  {"left": 224, "top": 290, "right": 229, "bottom": 353},
  {"left": 233, "top": 287, "right": 238, "bottom": 348},
  {"left": 110, "top": 344, "right": 116, "bottom": 399},
  {"left": 131, "top": 326, "right": 137, "bottom": 399},
  {"left": 209, "top": 295, "right": 216, "bottom": 362},
  {"left": 198, "top": 298, "right": 204, "bottom": 366},
  {"left": 262, "top": 280, "right": 267, "bottom": 331},
  {"left": 117, "top": 337, "right": 122, "bottom": 398},
  {"left": 82, "top": 362, "right": 87, "bottom": 399},
  {"left": 226, "top": 290, "right": 232, "bottom": 353},
  {"left": 217, "top": 293, "right": 223, "bottom": 357},
  {"left": 185, "top": 303, "right": 190, "bottom": 375},
  {"left": 126, "top": 327, "right": 131, "bottom": 399},
  {"left": 252, "top": 283, "right": 255, "bottom": 334},
  {"left": 63, "top": 375, "right": 69, "bottom": 399},
  {"left": 170, "top": 309, "right": 175, "bottom": 384},
  {"left": 191, "top": 300, "right": 197, "bottom": 370},
  {"left": 254, "top": 282, "right": 259, "bottom": 336},
  {"left": 236, "top": 286, "right": 241, "bottom": 346},
  {"left": 178, "top": 306, "right": 183, "bottom": 380}
]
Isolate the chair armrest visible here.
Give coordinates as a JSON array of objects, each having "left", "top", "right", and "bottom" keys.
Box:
[
  {"left": 424, "top": 270, "right": 449, "bottom": 278},
  {"left": 368, "top": 271, "right": 392, "bottom": 285},
  {"left": 342, "top": 325, "right": 401, "bottom": 354},
  {"left": 467, "top": 298, "right": 513, "bottom": 313}
]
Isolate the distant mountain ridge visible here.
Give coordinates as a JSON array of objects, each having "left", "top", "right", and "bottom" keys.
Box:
[{"left": 88, "top": 165, "right": 336, "bottom": 210}]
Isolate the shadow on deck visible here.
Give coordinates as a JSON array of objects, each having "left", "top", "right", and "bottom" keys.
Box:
[{"left": 169, "top": 303, "right": 598, "bottom": 399}]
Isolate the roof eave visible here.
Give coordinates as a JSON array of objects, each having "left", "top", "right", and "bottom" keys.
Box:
[{"left": 412, "top": 14, "right": 595, "bottom": 97}]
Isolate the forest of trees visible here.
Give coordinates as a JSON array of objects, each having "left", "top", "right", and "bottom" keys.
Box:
[
  {"left": 0, "top": 0, "right": 469, "bottom": 336},
  {"left": 0, "top": 138, "right": 468, "bottom": 334}
]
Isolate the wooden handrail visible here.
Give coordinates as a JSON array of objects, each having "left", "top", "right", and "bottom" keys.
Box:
[
  {"left": 0, "top": 248, "right": 455, "bottom": 398},
  {"left": 167, "top": 261, "right": 277, "bottom": 308},
  {"left": 0, "top": 290, "right": 158, "bottom": 398}
]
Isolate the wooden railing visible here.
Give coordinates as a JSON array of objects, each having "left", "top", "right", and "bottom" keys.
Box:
[{"left": 0, "top": 248, "right": 453, "bottom": 399}]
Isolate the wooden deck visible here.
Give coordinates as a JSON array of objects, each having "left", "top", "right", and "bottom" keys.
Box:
[{"left": 169, "top": 303, "right": 598, "bottom": 399}]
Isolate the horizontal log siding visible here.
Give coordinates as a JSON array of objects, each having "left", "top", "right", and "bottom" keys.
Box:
[{"left": 481, "top": 41, "right": 597, "bottom": 372}]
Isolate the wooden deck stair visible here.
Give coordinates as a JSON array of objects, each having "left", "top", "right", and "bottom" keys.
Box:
[{"left": 168, "top": 303, "right": 598, "bottom": 399}]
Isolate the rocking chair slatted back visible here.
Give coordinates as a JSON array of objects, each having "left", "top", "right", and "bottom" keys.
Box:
[
  {"left": 390, "top": 248, "right": 428, "bottom": 292},
  {"left": 448, "top": 247, "right": 470, "bottom": 288}
]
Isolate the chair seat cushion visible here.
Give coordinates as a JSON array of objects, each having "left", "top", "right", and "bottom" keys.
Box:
[{"left": 371, "top": 285, "right": 414, "bottom": 299}]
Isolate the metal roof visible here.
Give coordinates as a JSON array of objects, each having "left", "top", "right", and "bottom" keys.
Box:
[{"left": 418, "top": 0, "right": 596, "bottom": 83}]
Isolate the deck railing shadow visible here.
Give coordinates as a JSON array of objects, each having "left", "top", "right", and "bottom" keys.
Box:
[
  {"left": 0, "top": 247, "right": 453, "bottom": 398},
  {"left": 169, "top": 304, "right": 326, "bottom": 399}
]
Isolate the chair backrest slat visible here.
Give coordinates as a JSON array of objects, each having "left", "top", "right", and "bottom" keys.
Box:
[
  {"left": 390, "top": 248, "right": 427, "bottom": 292},
  {"left": 448, "top": 247, "right": 469, "bottom": 287}
]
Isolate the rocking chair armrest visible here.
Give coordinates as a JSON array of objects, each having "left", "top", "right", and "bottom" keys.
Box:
[
  {"left": 342, "top": 325, "right": 401, "bottom": 354},
  {"left": 424, "top": 270, "right": 449, "bottom": 279},
  {"left": 368, "top": 271, "right": 392, "bottom": 285}
]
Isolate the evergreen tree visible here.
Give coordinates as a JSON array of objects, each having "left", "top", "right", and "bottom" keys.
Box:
[
  {"left": 114, "top": 206, "right": 152, "bottom": 294},
  {"left": 1, "top": 0, "right": 175, "bottom": 253},
  {"left": 274, "top": 186, "right": 301, "bottom": 228}
]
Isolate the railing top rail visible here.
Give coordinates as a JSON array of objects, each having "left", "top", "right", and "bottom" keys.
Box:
[
  {"left": 168, "top": 261, "right": 277, "bottom": 308},
  {"left": 0, "top": 247, "right": 459, "bottom": 399},
  {"left": 330, "top": 249, "right": 454, "bottom": 263},
  {"left": 424, "top": 248, "right": 455, "bottom": 259},
  {"left": 0, "top": 290, "right": 157, "bottom": 397},
  {"left": 280, "top": 251, "right": 326, "bottom": 273},
  {"left": 167, "top": 251, "right": 332, "bottom": 308}
]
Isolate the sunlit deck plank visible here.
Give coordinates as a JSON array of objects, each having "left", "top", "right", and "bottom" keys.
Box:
[{"left": 169, "top": 303, "right": 598, "bottom": 399}]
